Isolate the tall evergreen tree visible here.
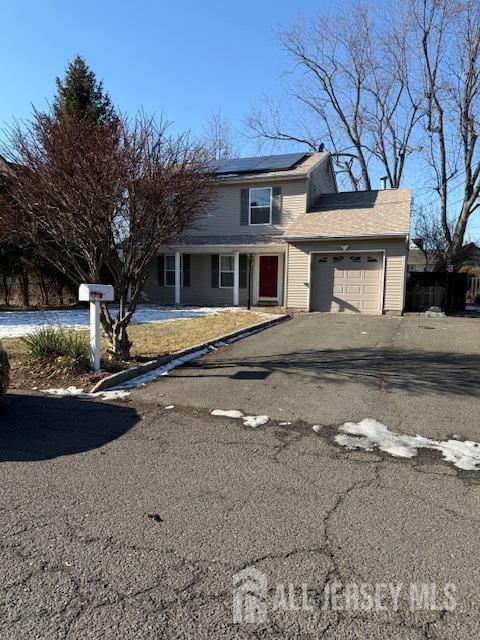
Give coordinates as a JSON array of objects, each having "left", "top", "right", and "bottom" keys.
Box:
[{"left": 53, "top": 55, "right": 118, "bottom": 126}]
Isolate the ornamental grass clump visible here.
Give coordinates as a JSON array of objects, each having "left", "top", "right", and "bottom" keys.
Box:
[
  {"left": 0, "top": 341, "right": 10, "bottom": 394},
  {"left": 21, "top": 327, "right": 90, "bottom": 375}
]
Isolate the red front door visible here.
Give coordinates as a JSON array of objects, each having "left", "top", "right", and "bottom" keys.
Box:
[{"left": 259, "top": 256, "right": 278, "bottom": 298}]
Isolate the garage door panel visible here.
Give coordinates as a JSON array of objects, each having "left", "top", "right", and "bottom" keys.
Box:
[
  {"left": 311, "top": 252, "right": 383, "bottom": 314},
  {"left": 364, "top": 284, "right": 379, "bottom": 294}
]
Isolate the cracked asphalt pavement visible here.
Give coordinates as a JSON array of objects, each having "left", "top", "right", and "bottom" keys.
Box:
[{"left": 1, "top": 313, "right": 480, "bottom": 639}]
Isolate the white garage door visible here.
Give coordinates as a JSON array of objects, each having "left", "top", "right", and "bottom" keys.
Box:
[{"left": 310, "top": 253, "right": 383, "bottom": 314}]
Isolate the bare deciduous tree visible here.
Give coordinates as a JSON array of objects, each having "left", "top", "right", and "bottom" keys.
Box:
[
  {"left": 413, "top": 205, "right": 449, "bottom": 270},
  {"left": 415, "top": 0, "right": 480, "bottom": 267},
  {"left": 0, "top": 113, "right": 215, "bottom": 359},
  {"left": 247, "top": 2, "right": 421, "bottom": 190},
  {"left": 203, "top": 110, "right": 238, "bottom": 160}
]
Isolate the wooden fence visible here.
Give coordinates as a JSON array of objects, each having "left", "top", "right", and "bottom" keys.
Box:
[
  {"left": 406, "top": 272, "right": 468, "bottom": 312},
  {"left": 467, "top": 276, "right": 480, "bottom": 303}
]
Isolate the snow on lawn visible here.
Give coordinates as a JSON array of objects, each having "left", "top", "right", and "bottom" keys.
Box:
[
  {"left": 0, "top": 305, "right": 248, "bottom": 339},
  {"left": 334, "top": 418, "right": 480, "bottom": 471}
]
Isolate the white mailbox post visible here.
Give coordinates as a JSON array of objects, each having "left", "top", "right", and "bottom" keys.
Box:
[{"left": 78, "top": 284, "right": 114, "bottom": 371}]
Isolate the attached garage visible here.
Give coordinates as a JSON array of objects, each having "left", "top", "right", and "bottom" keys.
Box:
[
  {"left": 284, "top": 189, "right": 411, "bottom": 315},
  {"left": 310, "top": 252, "right": 383, "bottom": 314}
]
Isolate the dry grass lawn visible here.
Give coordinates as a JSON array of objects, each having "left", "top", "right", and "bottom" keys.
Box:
[
  {"left": 128, "top": 310, "right": 264, "bottom": 357},
  {"left": 1, "top": 310, "right": 269, "bottom": 390}
]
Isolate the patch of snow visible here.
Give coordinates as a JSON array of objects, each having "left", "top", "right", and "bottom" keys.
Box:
[
  {"left": 211, "top": 409, "right": 269, "bottom": 428},
  {"left": 110, "top": 322, "right": 275, "bottom": 392},
  {"left": 45, "top": 386, "right": 130, "bottom": 401},
  {"left": 361, "top": 331, "right": 368, "bottom": 335},
  {"left": 335, "top": 418, "right": 480, "bottom": 471},
  {"left": 211, "top": 409, "right": 244, "bottom": 419},
  {"left": 99, "top": 390, "right": 130, "bottom": 402},
  {"left": 243, "top": 415, "right": 269, "bottom": 428},
  {"left": 46, "top": 386, "right": 85, "bottom": 397},
  {"left": 113, "top": 348, "right": 209, "bottom": 390},
  {"left": 0, "top": 305, "right": 273, "bottom": 339},
  {"left": 164, "top": 405, "right": 174, "bottom": 410},
  {"left": 312, "top": 425, "right": 322, "bottom": 433},
  {"left": 279, "top": 421, "right": 292, "bottom": 426}
]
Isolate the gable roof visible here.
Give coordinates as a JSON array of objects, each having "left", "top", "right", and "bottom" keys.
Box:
[
  {"left": 215, "top": 151, "right": 330, "bottom": 184},
  {"left": 285, "top": 188, "right": 411, "bottom": 240},
  {"left": 210, "top": 152, "right": 308, "bottom": 175}
]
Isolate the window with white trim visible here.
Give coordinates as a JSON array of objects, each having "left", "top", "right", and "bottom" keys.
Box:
[
  {"left": 219, "top": 255, "right": 234, "bottom": 288},
  {"left": 249, "top": 187, "right": 272, "bottom": 225},
  {"left": 165, "top": 254, "right": 183, "bottom": 287}
]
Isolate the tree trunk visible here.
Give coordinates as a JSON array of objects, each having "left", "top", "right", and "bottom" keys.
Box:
[
  {"left": 20, "top": 273, "right": 30, "bottom": 307},
  {"left": 447, "top": 209, "right": 469, "bottom": 271},
  {"left": 55, "top": 280, "right": 64, "bottom": 306},
  {"left": 2, "top": 274, "right": 10, "bottom": 307},
  {"left": 100, "top": 301, "right": 133, "bottom": 361},
  {"left": 39, "top": 274, "right": 50, "bottom": 306},
  {"left": 109, "top": 323, "right": 132, "bottom": 361}
]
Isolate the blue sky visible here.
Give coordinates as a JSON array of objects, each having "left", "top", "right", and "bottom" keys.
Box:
[
  {"left": 0, "top": 0, "right": 319, "bottom": 147},
  {"left": 1, "top": 0, "right": 479, "bottom": 238}
]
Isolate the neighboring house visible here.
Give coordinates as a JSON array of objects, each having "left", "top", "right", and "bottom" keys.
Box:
[
  {"left": 142, "top": 152, "right": 412, "bottom": 315},
  {"left": 407, "top": 240, "right": 480, "bottom": 274},
  {"left": 407, "top": 239, "right": 429, "bottom": 272},
  {"left": 458, "top": 242, "right": 480, "bottom": 275}
]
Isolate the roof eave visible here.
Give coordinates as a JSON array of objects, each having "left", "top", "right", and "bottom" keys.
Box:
[
  {"left": 284, "top": 232, "right": 409, "bottom": 242},
  {"left": 216, "top": 172, "right": 309, "bottom": 184}
]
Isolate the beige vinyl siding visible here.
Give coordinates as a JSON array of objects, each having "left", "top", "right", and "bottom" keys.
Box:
[
  {"left": 286, "top": 238, "right": 407, "bottom": 313},
  {"left": 383, "top": 251, "right": 407, "bottom": 311},
  {"left": 285, "top": 243, "right": 311, "bottom": 309},
  {"left": 186, "top": 179, "right": 307, "bottom": 237},
  {"left": 142, "top": 254, "right": 249, "bottom": 306},
  {"left": 307, "top": 157, "right": 337, "bottom": 209}
]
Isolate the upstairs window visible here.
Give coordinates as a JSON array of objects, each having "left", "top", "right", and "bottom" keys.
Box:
[{"left": 249, "top": 187, "right": 272, "bottom": 225}]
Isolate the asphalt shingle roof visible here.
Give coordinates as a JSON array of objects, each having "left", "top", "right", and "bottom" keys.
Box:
[{"left": 285, "top": 189, "right": 411, "bottom": 239}]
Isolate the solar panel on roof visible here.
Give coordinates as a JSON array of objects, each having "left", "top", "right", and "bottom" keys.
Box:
[{"left": 211, "top": 152, "right": 308, "bottom": 175}]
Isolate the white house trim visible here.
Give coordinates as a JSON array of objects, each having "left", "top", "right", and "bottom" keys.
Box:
[
  {"left": 174, "top": 251, "right": 181, "bottom": 305},
  {"left": 252, "top": 253, "right": 284, "bottom": 305},
  {"left": 233, "top": 252, "right": 240, "bottom": 306}
]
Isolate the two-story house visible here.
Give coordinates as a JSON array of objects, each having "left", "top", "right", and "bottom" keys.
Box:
[{"left": 143, "top": 152, "right": 411, "bottom": 315}]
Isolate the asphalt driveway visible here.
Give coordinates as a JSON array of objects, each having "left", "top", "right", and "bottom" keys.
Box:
[
  {"left": 1, "top": 313, "right": 480, "bottom": 639},
  {"left": 135, "top": 312, "right": 480, "bottom": 440}
]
